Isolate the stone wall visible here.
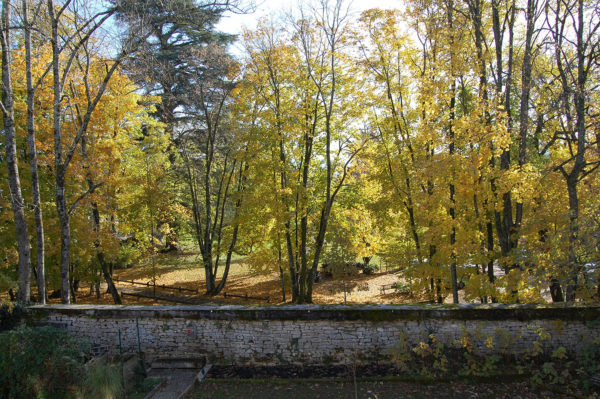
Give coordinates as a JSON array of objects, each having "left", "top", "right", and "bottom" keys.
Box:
[{"left": 26, "top": 304, "right": 600, "bottom": 365}]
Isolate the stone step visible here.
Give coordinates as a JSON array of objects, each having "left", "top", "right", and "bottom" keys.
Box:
[
  {"left": 145, "top": 369, "right": 198, "bottom": 399},
  {"left": 151, "top": 357, "right": 206, "bottom": 370}
]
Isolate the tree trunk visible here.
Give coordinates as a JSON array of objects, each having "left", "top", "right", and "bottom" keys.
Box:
[
  {"left": 279, "top": 266, "right": 286, "bottom": 302},
  {"left": 1, "top": 0, "right": 31, "bottom": 302},
  {"left": 81, "top": 135, "right": 121, "bottom": 304},
  {"left": 491, "top": 0, "right": 520, "bottom": 283},
  {"left": 286, "top": 228, "right": 298, "bottom": 302},
  {"left": 48, "top": 0, "right": 71, "bottom": 304},
  {"left": 447, "top": 0, "right": 458, "bottom": 303},
  {"left": 298, "top": 129, "right": 313, "bottom": 304},
  {"left": 69, "top": 274, "right": 76, "bottom": 303},
  {"left": 204, "top": 253, "right": 215, "bottom": 294},
  {"left": 561, "top": 0, "right": 588, "bottom": 302},
  {"left": 24, "top": 0, "right": 46, "bottom": 304},
  {"left": 306, "top": 203, "right": 334, "bottom": 303},
  {"left": 565, "top": 175, "right": 580, "bottom": 301},
  {"left": 550, "top": 279, "right": 564, "bottom": 302},
  {"left": 214, "top": 224, "right": 239, "bottom": 295}
]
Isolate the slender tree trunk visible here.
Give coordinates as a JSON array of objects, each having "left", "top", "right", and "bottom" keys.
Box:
[
  {"left": 486, "top": 221, "right": 497, "bottom": 302},
  {"left": 202, "top": 100, "right": 216, "bottom": 294},
  {"left": 513, "top": 0, "right": 537, "bottom": 240},
  {"left": 24, "top": 0, "right": 46, "bottom": 303},
  {"left": 286, "top": 227, "right": 298, "bottom": 302},
  {"left": 447, "top": 0, "right": 458, "bottom": 304},
  {"left": 558, "top": 0, "right": 587, "bottom": 302},
  {"left": 278, "top": 132, "right": 298, "bottom": 301},
  {"left": 565, "top": 175, "right": 580, "bottom": 301},
  {"left": 48, "top": 0, "right": 71, "bottom": 304},
  {"left": 1, "top": 0, "right": 31, "bottom": 302},
  {"left": 69, "top": 272, "right": 76, "bottom": 303},
  {"left": 298, "top": 130, "right": 313, "bottom": 304},
  {"left": 214, "top": 164, "right": 246, "bottom": 294},
  {"left": 80, "top": 135, "right": 121, "bottom": 304},
  {"left": 55, "top": 182, "right": 70, "bottom": 303},
  {"left": 491, "top": 0, "right": 519, "bottom": 276},
  {"left": 279, "top": 266, "right": 286, "bottom": 302},
  {"left": 214, "top": 224, "right": 239, "bottom": 294}
]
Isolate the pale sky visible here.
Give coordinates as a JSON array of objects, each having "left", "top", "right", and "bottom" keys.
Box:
[{"left": 216, "top": 0, "right": 403, "bottom": 35}]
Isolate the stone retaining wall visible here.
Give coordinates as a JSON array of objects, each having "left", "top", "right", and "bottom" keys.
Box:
[{"left": 26, "top": 304, "right": 600, "bottom": 365}]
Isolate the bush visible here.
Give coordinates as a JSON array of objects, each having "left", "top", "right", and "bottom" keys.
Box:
[
  {"left": 386, "top": 327, "right": 600, "bottom": 396},
  {"left": 0, "top": 301, "right": 23, "bottom": 332},
  {"left": 0, "top": 326, "right": 87, "bottom": 399},
  {"left": 392, "top": 281, "right": 411, "bottom": 294},
  {"left": 362, "top": 263, "right": 379, "bottom": 275}
]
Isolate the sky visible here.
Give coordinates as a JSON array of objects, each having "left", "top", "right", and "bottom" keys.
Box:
[{"left": 216, "top": 0, "right": 403, "bottom": 35}]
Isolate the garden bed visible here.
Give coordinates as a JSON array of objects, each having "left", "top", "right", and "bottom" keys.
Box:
[
  {"left": 196, "top": 364, "right": 591, "bottom": 398},
  {"left": 186, "top": 379, "right": 571, "bottom": 399}
]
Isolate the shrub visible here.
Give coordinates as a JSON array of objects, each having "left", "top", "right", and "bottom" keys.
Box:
[
  {"left": 392, "top": 281, "right": 411, "bottom": 294},
  {"left": 0, "top": 326, "right": 87, "bottom": 399},
  {"left": 0, "top": 301, "right": 23, "bottom": 332},
  {"left": 78, "top": 360, "right": 124, "bottom": 399},
  {"left": 362, "top": 263, "right": 379, "bottom": 275}
]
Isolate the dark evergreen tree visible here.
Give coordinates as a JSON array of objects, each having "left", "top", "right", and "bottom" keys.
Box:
[{"left": 115, "top": 0, "right": 237, "bottom": 129}]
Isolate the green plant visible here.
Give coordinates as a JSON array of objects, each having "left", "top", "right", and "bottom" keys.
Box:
[
  {"left": 392, "top": 281, "right": 411, "bottom": 294},
  {"left": 460, "top": 352, "right": 499, "bottom": 376},
  {"left": 580, "top": 339, "right": 600, "bottom": 374},
  {"left": 0, "top": 301, "right": 23, "bottom": 332},
  {"left": 0, "top": 326, "right": 87, "bottom": 399},
  {"left": 530, "top": 346, "right": 573, "bottom": 387},
  {"left": 385, "top": 330, "right": 412, "bottom": 371},
  {"left": 411, "top": 334, "right": 449, "bottom": 377},
  {"left": 362, "top": 263, "right": 379, "bottom": 275},
  {"left": 78, "top": 361, "right": 124, "bottom": 399}
]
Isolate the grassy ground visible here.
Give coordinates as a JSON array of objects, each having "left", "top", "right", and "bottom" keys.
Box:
[
  {"left": 185, "top": 379, "right": 569, "bottom": 399},
  {"left": 50, "top": 248, "right": 421, "bottom": 306}
]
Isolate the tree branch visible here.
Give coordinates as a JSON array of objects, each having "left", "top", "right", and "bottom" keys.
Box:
[{"left": 68, "top": 182, "right": 104, "bottom": 215}]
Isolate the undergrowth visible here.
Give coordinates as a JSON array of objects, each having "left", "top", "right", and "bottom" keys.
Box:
[{"left": 386, "top": 326, "right": 600, "bottom": 395}]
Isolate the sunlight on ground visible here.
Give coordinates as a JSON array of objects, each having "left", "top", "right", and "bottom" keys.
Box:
[{"left": 47, "top": 251, "right": 423, "bottom": 306}]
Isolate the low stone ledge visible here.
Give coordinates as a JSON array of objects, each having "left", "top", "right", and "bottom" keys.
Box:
[
  {"left": 26, "top": 303, "right": 600, "bottom": 322},
  {"left": 23, "top": 303, "right": 600, "bottom": 365}
]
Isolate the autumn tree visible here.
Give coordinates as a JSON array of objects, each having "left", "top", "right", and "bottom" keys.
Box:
[
  {"left": 543, "top": 0, "right": 600, "bottom": 300},
  {"left": 236, "top": 0, "right": 367, "bottom": 304},
  {"left": 22, "top": 0, "right": 47, "bottom": 303},
  {"left": 1, "top": 0, "right": 31, "bottom": 302}
]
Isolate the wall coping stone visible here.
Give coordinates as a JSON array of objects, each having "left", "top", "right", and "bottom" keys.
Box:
[{"left": 26, "top": 303, "right": 600, "bottom": 322}]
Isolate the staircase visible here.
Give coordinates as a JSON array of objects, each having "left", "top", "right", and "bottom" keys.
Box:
[{"left": 145, "top": 356, "right": 211, "bottom": 399}]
